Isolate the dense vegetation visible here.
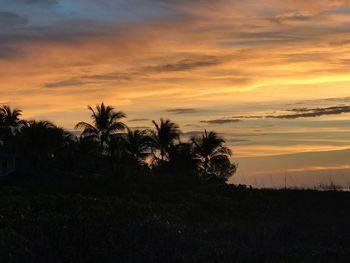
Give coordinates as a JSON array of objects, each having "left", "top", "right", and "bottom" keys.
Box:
[
  {"left": 1, "top": 104, "right": 349, "bottom": 262},
  {"left": 0, "top": 178, "right": 349, "bottom": 263}
]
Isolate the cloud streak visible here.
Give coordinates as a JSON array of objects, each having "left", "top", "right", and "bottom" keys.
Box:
[
  {"left": 45, "top": 79, "right": 84, "bottom": 88},
  {"left": 268, "top": 106, "right": 350, "bottom": 119},
  {"left": 166, "top": 108, "right": 197, "bottom": 114},
  {"left": 0, "top": 12, "right": 28, "bottom": 27},
  {"left": 143, "top": 56, "right": 228, "bottom": 72},
  {"left": 200, "top": 119, "right": 241, "bottom": 124}
]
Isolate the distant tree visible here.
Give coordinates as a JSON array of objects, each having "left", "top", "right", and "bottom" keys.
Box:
[
  {"left": 75, "top": 103, "right": 126, "bottom": 152},
  {"left": 75, "top": 136, "right": 100, "bottom": 157},
  {"left": 0, "top": 110, "right": 4, "bottom": 140},
  {"left": 54, "top": 136, "right": 101, "bottom": 174},
  {"left": 150, "top": 119, "right": 181, "bottom": 162},
  {"left": 17, "top": 120, "right": 73, "bottom": 171},
  {"left": 0, "top": 105, "right": 23, "bottom": 137},
  {"left": 0, "top": 106, "right": 22, "bottom": 127},
  {"left": 108, "top": 129, "right": 151, "bottom": 175},
  {"left": 168, "top": 142, "right": 198, "bottom": 173},
  {"left": 121, "top": 128, "right": 151, "bottom": 164},
  {"left": 192, "top": 130, "right": 236, "bottom": 181}
]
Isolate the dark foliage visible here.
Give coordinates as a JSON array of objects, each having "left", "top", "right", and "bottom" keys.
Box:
[
  {"left": 0, "top": 177, "right": 348, "bottom": 263},
  {"left": 192, "top": 130, "right": 236, "bottom": 181}
]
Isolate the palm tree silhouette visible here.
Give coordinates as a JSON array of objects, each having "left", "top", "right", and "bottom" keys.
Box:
[
  {"left": 192, "top": 130, "right": 235, "bottom": 179},
  {"left": 21, "top": 120, "right": 56, "bottom": 129},
  {"left": 122, "top": 128, "right": 151, "bottom": 164},
  {"left": 75, "top": 103, "right": 126, "bottom": 152},
  {"left": 0, "top": 111, "right": 4, "bottom": 139},
  {"left": 109, "top": 128, "right": 151, "bottom": 173},
  {"left": 75, "top": 136, "right": 100, "bottom": 157},
  {"left": 18, "top": 120, "right": 72, "bottom": 170},
  {"left": 0, "top": 105, "right": 23, "bottom": 136},
  {"left": 168, "top": 142, "right": 198, "bottom": 173},
  {"left": 20, "top": 120, "right": 71, "bottom": 150},
  {"left": 150, "top": 118, "right": 181, "bottom": 162}
]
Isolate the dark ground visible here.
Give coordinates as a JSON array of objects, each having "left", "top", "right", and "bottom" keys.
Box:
[{"left": 0, "top": 175, "right": 349, "bottom": 263}]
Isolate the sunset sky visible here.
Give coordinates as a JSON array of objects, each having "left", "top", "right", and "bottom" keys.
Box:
[{"left": 1, "top": 0, "right": 350, "bottom": 187}]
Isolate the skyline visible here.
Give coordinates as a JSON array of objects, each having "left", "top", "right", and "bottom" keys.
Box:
[{"left": 2, "top": 0, "right": 350, "bottom": 187}]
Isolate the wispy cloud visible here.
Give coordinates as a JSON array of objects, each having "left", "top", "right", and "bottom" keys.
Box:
[
  {"left": 0, "top": 11, "right": 28, "bottom": 27},
  {"left": 227, "top": 105, "right": 350, "bottom": 120},
  {"left": 45, "top": 79, "right": 84, "bottom": 88},
  {"left": 17, "top": 0, "right": 58, "bottom": 5},
  {"left": 200, "top": 119, "right": 241, "bottom": 124},
  {"left": 272, "top": 11, "right": 313, "bottom": 23},
  {"left": 128, "top": 118, "right": 150, "bottom": 122},
  {"left": 166, "top": 108, "right": 197, "bottom": 114},
  {"left": 143, "top": 56, "right": 228, "bottom": 72},
  {"left": 268, "top": 106, "right": 350, "bottom": 119},
  {"left": 0, "top": 47, "right": 22, "bottom": 59}
]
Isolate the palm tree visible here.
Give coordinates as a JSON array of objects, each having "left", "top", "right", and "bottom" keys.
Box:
[
  {"left": 168, "top": 142, "right": 198, "bottom": 173},
  {"left": 121, "top": 128, "right": 151, "bottom": 164},
  {"left": 192, "top": 130, "right": 236, "bottom": 180},
  {"left": 109, "top": 129, "right": 151, "bottom": 173},
  {"left": 0, "top": 106, "right": 22, "bottom": 127},
  {"left": 19, "top": 120, "right": 72, "bottom": 151},
  {"left": 150, "top": 118, "right": 181, "bottom": 161},
  {"left": 21, "top": 120, "right": 56, "bottom": 129},
  {"left": 0, "top": 105, "right": 23, "bottom": 136},
  {"left": 0, "top": 111, "right": 4, "bottom": 139},
  {"left": 17, "top": 120, "right": 73, "bottom": 170},
  {"left": 75, "top": 136, "right": 100, "bottom": 157},
  {"left": 75, "top": 103, "right": 126, "bottom": 152}
]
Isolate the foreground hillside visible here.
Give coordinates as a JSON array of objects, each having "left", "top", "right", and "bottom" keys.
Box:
[{"left": 0, "top": 175, "right": 349, "bottom": 263}]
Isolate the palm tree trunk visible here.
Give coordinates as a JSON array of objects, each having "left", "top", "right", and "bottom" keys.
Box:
[
  {"left": 99, "top": 134, "right": 104, "bottom": 155},
  {"left": 161, "top": 149, "right": 165, "bottom": 161},
  {"left": 203, "top": 157, "right": 209, "bottom": 177}
]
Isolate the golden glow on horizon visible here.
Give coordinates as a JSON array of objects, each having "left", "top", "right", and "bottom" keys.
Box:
[{"left": 232, "top": 145, "right": 350, "bottom": 158}]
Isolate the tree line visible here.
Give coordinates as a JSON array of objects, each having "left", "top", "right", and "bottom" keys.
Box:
[{"left": 0, "top": 103, "right": 236, "bottom": 182}]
